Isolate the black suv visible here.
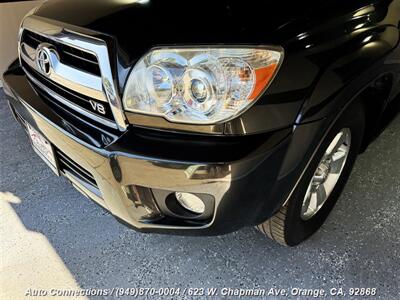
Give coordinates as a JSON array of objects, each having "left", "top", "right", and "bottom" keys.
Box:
[{"left": 3, "top": 0, "right": 399, "bottom": 246}]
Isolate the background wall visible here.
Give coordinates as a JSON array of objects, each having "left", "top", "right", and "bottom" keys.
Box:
[{"left": 0, "top": 0, "right": 44, "bottom": 86}]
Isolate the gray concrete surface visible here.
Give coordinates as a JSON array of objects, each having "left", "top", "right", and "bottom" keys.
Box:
[{"left": 0, "top": 88, "right": 399, "bottom": 299}]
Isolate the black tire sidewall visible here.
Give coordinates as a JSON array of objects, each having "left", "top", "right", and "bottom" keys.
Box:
[{"left": 284, "top": 104, "right": 365, "bottom": 246}]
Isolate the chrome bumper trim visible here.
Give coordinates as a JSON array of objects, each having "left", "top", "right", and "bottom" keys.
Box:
[{"left": 9, "top": 90, "right": 231, "bottom": 231}]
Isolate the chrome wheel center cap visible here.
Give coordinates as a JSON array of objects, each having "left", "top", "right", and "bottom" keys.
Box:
[{"left": 314, "top": 162, "right": 330, "bottom": 184}]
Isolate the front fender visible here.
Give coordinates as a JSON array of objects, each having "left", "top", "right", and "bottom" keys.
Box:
[{"left": 297, "top": 1, "right": 400, "bottom": 124}]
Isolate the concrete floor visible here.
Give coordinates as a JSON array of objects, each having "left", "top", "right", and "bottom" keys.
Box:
[{"left": 0, "top": 88, "right": 399, "bottom": 299}]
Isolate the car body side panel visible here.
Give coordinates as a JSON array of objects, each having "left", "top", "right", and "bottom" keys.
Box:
[{"left": 297, "top": 21, "right": 400, "bottom": 124}]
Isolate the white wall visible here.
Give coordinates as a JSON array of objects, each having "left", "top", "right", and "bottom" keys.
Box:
[{"left": 0, "top": 1, "right": 44, "bottom": 86}]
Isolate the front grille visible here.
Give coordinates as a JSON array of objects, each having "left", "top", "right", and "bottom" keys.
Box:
[
  {"left": 21, "top": 30, "right": 101, "bottom": 76},
  {"left": 23, "top": 60, "right": 115, "bottom": 122},
  {"left": 19, "top": 18, "right": 126, "bottom": 131},
  {"left": 56, "top": 149, "right": 98, "bottom": 188},
  {"left": 20, "top": 27, "right": 119, "bottom": 129}
]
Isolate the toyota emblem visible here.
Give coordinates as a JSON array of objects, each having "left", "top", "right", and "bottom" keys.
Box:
[{"left": 36, "top": 44, "right": 53, "bottom": 76}]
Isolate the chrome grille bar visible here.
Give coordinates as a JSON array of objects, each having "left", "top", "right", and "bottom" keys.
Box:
[
  {"left": 20, "top": 43, "right": 106, "bottom": 101},
  {"left": 24, "top": 68, "right": 118, "bottom": 129},
  {"left": 21, "top": 29, "right": 101, "bottom": 76}
]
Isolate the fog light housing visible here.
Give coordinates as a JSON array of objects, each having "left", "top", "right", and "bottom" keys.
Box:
[{"left": 175, "top": 192, "right": 205, "bottom": 214}]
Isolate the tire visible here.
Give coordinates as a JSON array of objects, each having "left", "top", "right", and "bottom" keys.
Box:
[{"left": 257, "top": 103, "right": 365, "bottom": 246}]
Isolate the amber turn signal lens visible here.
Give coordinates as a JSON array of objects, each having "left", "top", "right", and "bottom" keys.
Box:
[{"left": 249, "top": 63, "right": 279, "bottom": 100}]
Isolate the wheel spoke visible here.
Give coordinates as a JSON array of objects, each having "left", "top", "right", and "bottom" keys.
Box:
[
  {"left": 302, "top": 188, "right": 312, "bottom": 216},
  {"left": 309, "top": 191, "right": 318, "bottom": 212},
  {"left": 323, "top": 174, "right": 340, "bottom": 195},
  {"left": 330, "top": 151, "right": 346, "bottom": 174},
  {"left": 332, "top": 148, "right": 346, "bottom": 162},
  {"left": 304, "top": 184, "right": 312, "bottom": 201},
  {"left": 326, "top": 132, "right": 345, "bottom": 157},
  {"left": 316, "top": 184, "right": 327, "bottom": 207}
]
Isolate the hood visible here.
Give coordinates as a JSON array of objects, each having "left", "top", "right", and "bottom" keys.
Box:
[{"left": 34, "top": 0, "right": 379, "bottom": 62}]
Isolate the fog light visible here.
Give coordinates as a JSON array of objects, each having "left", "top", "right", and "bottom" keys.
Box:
[{"left": 175, "top": 192, "right": 205, "bottom": 214}]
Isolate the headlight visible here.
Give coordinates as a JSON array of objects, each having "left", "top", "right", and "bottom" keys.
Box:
[{"left": 123, "top": 47, "right": 283, "bottom": 124}]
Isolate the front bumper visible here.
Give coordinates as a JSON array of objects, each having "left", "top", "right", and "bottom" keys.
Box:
[{"left": 3, "top": 64, "right": 325, "bottom": 235}]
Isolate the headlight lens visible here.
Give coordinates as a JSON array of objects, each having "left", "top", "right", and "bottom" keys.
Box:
[{"left": 123, "top": 47, "right": 283, "bottom": 124}]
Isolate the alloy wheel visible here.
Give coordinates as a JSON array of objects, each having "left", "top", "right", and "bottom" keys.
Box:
[{"left": 301, "top": 128, "right": 351, "bottom": 220}]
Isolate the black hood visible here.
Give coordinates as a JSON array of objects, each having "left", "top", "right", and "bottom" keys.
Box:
[{"left": 34, "top": 0, "right": 379, "bottom": 62}]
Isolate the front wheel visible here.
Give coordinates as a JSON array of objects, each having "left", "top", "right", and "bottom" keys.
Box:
[{"left": 257, "top": 103, "right": 365, "bottom": 246}]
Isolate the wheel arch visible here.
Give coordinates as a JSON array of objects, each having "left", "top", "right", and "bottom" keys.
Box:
[{"left": 354, "top": 73, "right": 395, "bottom": 151}]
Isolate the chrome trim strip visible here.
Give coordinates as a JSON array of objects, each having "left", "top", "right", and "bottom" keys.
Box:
[
  {"left": 24, "top": 68, "right": 119, "bottom": 129},
  {"left": 20, "top": 42, "right": 35, "bottom": 60},
  {"left": 20, "top": 15, "right": 128, "bottom": 131}
]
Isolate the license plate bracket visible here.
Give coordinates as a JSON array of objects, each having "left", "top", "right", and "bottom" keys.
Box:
[{"left": 26, "top": 123, "right": 59, "bottom": 176}]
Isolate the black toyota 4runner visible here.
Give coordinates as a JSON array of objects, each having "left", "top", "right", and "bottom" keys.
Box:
[{"left": 3, "top": 0, "right": 400, "bottom": 246}]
